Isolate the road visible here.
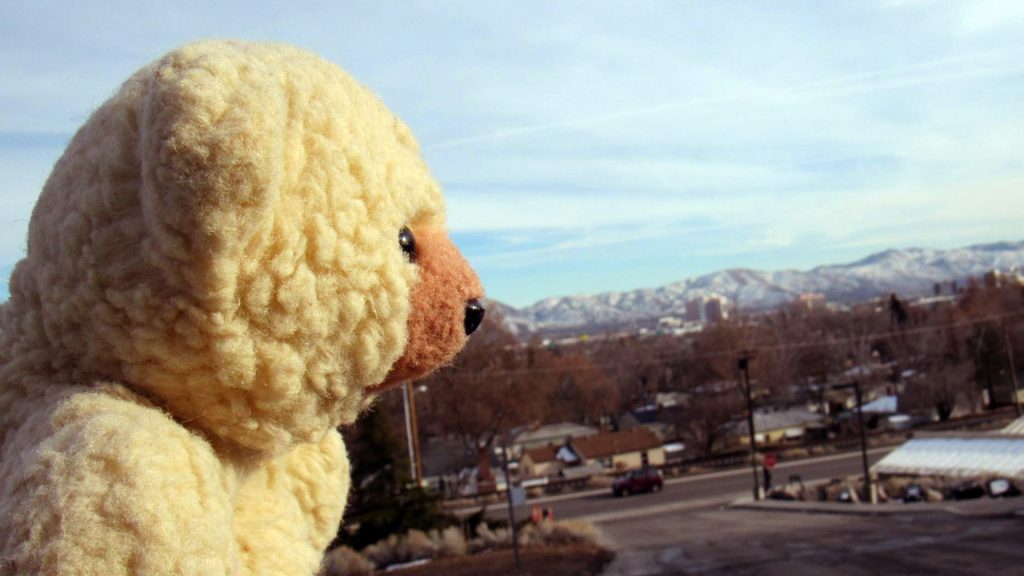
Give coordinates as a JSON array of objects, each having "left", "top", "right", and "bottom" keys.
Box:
[
  {"left": 598, "top": 500, "right": 1024, "bottom": 575},
  {"left": 480, "top": 447, "right": 893, "bottom": 523}
]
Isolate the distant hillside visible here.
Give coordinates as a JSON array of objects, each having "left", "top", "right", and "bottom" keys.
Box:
[{"left": 488, "top": 240, "right": 1024, "bottom": 338}]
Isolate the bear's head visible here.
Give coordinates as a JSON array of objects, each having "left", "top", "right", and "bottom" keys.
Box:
[{"left": 2, "top": 41, "right": 483, "bottom": 456}]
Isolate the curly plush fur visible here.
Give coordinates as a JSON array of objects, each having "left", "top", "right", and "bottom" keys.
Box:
[{"left": 0, "top": 41, "right": 481, "bottom": 575}]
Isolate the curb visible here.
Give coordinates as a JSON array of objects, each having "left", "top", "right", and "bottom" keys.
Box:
[
  {"left": 447, "top": 446, "right": 897, "bottom": 517},
  {"left": 729, "top": 497, "right": 1024, "bottom": 518}
]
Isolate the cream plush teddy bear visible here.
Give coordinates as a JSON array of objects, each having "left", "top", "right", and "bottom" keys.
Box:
[{"left": 0, "top": 41, "right": 483, "bottom": 575}]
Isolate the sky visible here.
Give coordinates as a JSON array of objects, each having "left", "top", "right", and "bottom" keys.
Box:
[{"left": 2, "top": 1, "right": 1023, "bottom": 308}]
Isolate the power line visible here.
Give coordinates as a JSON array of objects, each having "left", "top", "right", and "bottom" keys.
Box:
[{"left": 427, "top": 310, "right": 1024, "bottom": 381}]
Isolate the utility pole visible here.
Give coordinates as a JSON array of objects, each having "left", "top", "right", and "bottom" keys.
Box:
[
  {"left": 501, "top": 441, "right": 521, "bottom": 573},
  {"left": 832, "top": 381, "right": 873, "bottom": 503},
  {"left": 739, "top": 355, "right": 761, "bottom": 501},
  {"left": 1004, "top": 322, "right": 1022, "bottom": 417},
  {"left": 402, "top": 381, "right": 424, "bottom": 485},
  {"left": 852, "top": 381, "right": 872, "bottom": 503}
]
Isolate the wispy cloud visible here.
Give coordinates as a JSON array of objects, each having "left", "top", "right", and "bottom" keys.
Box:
[
  {"left": 2, "top": 1, "right": 1023, "bottom": 307},
  {"left": 427, "top": 46, "right": 1024, "bottom": 152}
]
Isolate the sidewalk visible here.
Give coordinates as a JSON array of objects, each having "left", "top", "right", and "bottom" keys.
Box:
[
  {"left": 730, "top": 495, "right": 1024, "bottom": 517},
  {"left": 447, "top": 445, "right": 895, "bottom": 517}
]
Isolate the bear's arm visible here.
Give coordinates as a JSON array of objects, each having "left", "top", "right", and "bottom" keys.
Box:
[
  {"left": 0, "top": 389, "right": 237, "bottom": 576},
  {"left": 233, "top": 431, "right": 349, "bottom": 576}
]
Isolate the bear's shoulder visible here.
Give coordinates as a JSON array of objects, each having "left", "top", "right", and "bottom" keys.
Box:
[{"left": 0, "top": 383, "right": 238, "bottom": 574}]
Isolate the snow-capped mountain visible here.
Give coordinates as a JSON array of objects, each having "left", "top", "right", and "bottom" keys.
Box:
[{"left": 488, "top": 240, "right": 1024, "bottom": 337}]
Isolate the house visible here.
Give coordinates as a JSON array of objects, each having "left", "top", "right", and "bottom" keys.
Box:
[
  {"left": 570, "top": 428, "right": 666, "bottom": 471},
  {"left": 418, "top": 435, "right": 508, "bottom": 497},
  {"left": 861, "top": 395, "right": 898, "bottom": 414},
  {"left": 419, "top": 435, "right": 479, "bottom": 486},
  {"left": 696, "top": 380, "right": 739, "bottom": 395},
  {"left": 732, "top": 407, "right": 826, "bottom": 445},
  {"left": 519, "top": 444, "right": 578, "bottom": 477},
  {"left": 520, "top": 428, "right": 667, "bottom": 475},
  {"left": 519, "top": 445, "right": 557, "bottom": 477},
  {"left": 655, "top": 392, "right": 689, "bottom": 408},
  {"left": 821, "top": 382, "right": 893, "bottom": 414},
  {"left": 511, "top": 422, "right": 598, "bottom": 457},
  {"left": 618, "top": 406, "right": 672, "bottom": 440}
]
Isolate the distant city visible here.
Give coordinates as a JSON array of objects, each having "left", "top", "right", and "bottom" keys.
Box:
[{"left": 489, "top": 240, "right": 1024, "bottom": 339}]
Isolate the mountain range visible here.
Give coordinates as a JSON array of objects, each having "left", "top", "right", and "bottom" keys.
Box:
[{"left": 488, "top": 240, "right": 1024, "bottom": 338}]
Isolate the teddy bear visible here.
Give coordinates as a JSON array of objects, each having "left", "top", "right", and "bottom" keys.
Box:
[{"left": 0, "top": 40, "right": 483, "bottom": 575}]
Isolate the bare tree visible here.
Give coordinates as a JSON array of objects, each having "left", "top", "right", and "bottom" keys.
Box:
[
  {"left": 672, "top": 391, "right": 743, "bottom": 455},
  {"left": 904, "top": 362, "right": 975, "bottom": 421},
  {"left": 539, "top": 352, "right": 620, "bottom": 426},
  {"left": 417, "top": 311, "right": 544, "bottom": 459}
]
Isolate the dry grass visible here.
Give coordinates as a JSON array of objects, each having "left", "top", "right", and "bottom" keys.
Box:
[
  {"left": 388, "top": 543, "right": 614, "bottom": 576},
  {"left": 361, "top": 527, "right": 472, "bottom": 567},
  {"left": 469, "top": 522, "right": 512, "bottom": 553},
  {"left": 339, "top": 519, "right": 606, "bottom": 572},
  {"left": 435, "top": 526, "right": 469, "bottom": 558},
  {"left": 517, "top": 519, "right": 600, "bottom": 548},
  {"left": 319, "top": 546, "right": 374, "bottom": 576}
]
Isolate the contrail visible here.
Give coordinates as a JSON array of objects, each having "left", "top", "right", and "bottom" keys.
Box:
[{"left": 425, "top": 47, "right": 1024, "bottom": 152}]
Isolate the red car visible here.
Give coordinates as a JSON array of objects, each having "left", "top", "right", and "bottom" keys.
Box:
[{"left": 612, "top": 467, "right": 664, "bottom": 497}]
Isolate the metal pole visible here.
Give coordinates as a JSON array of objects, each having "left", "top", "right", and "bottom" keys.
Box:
[
  {"left": 501, "top": 442, "right": 521, "bottom": 573},
  {"left": 406, "top": 381, "right": 424, "bottom": 485},
  {"left": 739, "top": 356, "right": 761, "bottom": 501},
  {"left": 853, "top": 381, "right": 872, "bottom": 503},
  {"left": 1004, "top": 323, "right": 1022, "bottom": 417},
  {"left": 401, "top": 382, "right": 417, "bottom": 482}
]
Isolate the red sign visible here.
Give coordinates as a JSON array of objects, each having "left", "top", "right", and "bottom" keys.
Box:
[{"left": 764, "top": 453, "right": 777, "bottom": 470}]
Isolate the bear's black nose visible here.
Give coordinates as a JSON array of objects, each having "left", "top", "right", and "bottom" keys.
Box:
[{"left": 464, "top": 299, "right": 485, "bottom": 336}]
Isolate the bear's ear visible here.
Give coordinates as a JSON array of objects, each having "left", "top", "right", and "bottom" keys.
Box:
[{"left": 137, "top": 43, "right": 289, "bottom": 308}]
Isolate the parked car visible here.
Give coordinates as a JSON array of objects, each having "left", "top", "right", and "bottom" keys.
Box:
[{"left": 612, "top": 467, "right": 663, "bottom": 497}]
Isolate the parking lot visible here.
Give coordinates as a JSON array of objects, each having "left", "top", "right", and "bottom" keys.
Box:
[{"left": 599, "top": 502, "right": 1024, "bottom": 575}]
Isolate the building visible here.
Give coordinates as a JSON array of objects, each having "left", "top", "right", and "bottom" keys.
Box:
[
  {"left": 511, "top": 422, "right": 598, "bottom": 456},
  {"left": 618, "top": 406, "right": 672, "bottom": 441},
  {"left": 520, "top": 428, "right": 666, "bottom": 475},
  {"left": 705, "top": 297, "right": 725, "bottom": 323},
  {"left": 860, "top": 395, "right": 898, "bottom": 415},
  {"left": 685, "top": 299, "right": 702, "bottom": 322},
  {"left": 658, "top": 316, "right": 683, "bottom": 329},
  {"left": 683, "top": 294, "right": 730, "bottom": 324},
  {"left": 419, "top": 436, "right": 480, "bottom": 485},
  {"left": 519, "top": 444, "right": 579, "bottom": 477},
  {"left": 655, "top": 392, "right": 688, "bottom": 408},
  {"left": 570, "top": 428, "right": 666, "bottom": 471},
  {"left": 796, "top": 292, "right": 827, "bottom": 311},
  {"left": 873, "top": 416, "right": 1024, "bottom": 481},
  {"left": 732, "top": 407, "right": 826, "bottom": 445}
]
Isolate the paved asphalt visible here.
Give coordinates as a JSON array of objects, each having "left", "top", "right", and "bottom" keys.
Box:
[
  {"left": 598, "top": 500, "right": 1024, "bottom": 575},
  {"left": 463, "top": 447, "right": 1024, "bottom": 574},
  {"left": 498, "top": 447, "right": 893, "bottom": 523}
]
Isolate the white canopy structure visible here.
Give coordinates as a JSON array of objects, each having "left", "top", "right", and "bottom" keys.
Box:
[{"left": 872, "top": 416, "right": 1024, "bottom": 479}]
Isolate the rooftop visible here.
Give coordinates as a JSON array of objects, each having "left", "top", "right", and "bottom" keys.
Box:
[
  {"left": 734, "top": 408, "right": 825, "bottom": 435},
  {"left": 873, "top": 435, "right": 1024, "bottom": 479},
  {"left": 1001, "top": 416, "right": 1024, "bottom": 436},
  {"left": 861, "top": 395, "right": 898, "bottom": 414},
  {"left": 523, "top": 445, "right": 558, "bottom": 464},
  {"left": 572, "top": 428, "right": 662, "bottom": 460},
  {"left": 514, "top": 422, "right": 599, "bottom": 446}
]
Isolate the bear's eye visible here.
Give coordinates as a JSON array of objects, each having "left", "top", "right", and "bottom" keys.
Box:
[{"left": 399, "top": 227, "right": 417, "bottom": 263}]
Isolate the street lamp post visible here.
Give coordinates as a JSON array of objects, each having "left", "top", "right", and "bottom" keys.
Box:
[
  {"left": 1004, "top": 322, "right": 1022, "bottom": 417},
  {"left": 401, "top": 381, "right": 424, "bottom": 485},
  {"left": 739, "top": 355, "right": 761, "bottom": 501},
  {"left": 501, "top": 441, "right": 521, "bottom": 573},
  {"left": 832, "top": 381, "right": 873, "bottom": 503}
]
